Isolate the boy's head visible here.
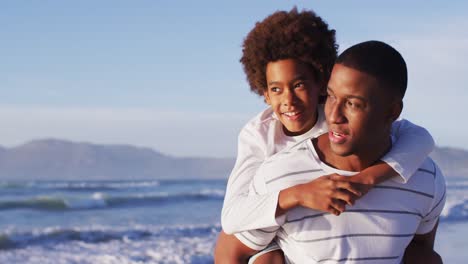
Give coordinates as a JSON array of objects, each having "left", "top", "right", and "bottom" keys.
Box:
[
  {"left": 241, "top": 8, "right": 338, "bottom": 135},
  {"left": 241, "top": 7, "right": 338, "bottom": 96},
  {"left": 325, "top": 40, "right": 407, "bottom": 158}
]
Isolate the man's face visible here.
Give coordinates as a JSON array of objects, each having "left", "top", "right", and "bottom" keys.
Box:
[
  {"left": 264, "top": 59, "right": 321, "bottom": 136},
  {"left": 325, "top": 63, "right": 396, "bottom": 157}
]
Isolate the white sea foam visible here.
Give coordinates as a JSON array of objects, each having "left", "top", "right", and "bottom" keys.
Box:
[
  {"left": 199, "top": 188, "right": 225, "bottom": 197},
  {"left": 64, "top": 192, "right": 108, "bottom": 209},
  {"left": 0, "top": 224, "right": 220, "bottom": 264}
]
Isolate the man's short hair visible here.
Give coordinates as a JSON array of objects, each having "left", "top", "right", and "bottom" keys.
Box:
[{"left": 336, "top": 41, "right": 407, "bottom": 99}]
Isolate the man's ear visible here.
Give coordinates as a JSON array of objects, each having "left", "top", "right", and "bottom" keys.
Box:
[
  {"left": 263, "top": 90, "right": 271, "bottom": 105},
  {"left": 388, "top": 100, "right": 403, "bottom": 122}
]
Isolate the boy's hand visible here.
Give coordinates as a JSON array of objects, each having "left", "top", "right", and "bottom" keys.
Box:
[
  {"left": 277, "top": 175, "right": 362, "bottom": 216},
  {"left": 329, "top": 174, "right": 375, "bottom": 196}
]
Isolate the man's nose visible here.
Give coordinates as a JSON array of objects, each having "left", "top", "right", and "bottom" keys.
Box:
[{"left": 328, "top": 101, "right": 346, "bottom": 124}]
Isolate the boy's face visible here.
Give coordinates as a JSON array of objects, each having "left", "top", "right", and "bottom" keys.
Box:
[
  {"left": 325, "top": 63, "right": 398, "bottom": 157},
  {"left": 264, "top": 59, "right": 321, "bottom": 136}
]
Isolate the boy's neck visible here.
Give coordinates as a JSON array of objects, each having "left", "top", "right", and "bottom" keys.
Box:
[{"left": 282, "top": 111, "right": 319, "bottom": 137}]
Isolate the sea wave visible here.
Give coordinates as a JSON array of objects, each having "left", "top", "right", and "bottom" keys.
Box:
[
  {"left": 0, "top": 224, "right": 220, "bottom": 251},
  {"left": 0, "top": 180, "right": 161, "bottom": 192},
  {"left": 0, "top": 189, "right": 225, "bottom": 211}
]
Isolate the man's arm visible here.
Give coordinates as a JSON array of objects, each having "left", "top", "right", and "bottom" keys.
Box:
[
  {"left": 403, "top": 221, "right": 442, "bottom": 264},
  {"left": 404, "top": 163, "right": 446, "bottom": 263}
]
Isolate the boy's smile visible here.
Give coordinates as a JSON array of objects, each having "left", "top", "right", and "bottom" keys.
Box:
[{"left": 264, "top": 59, "right": 321, "bottom": 136}]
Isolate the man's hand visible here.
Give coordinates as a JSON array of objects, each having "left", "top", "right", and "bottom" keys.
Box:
[{"left": 277, "top": 174, "right": 362, "bottom": 216}]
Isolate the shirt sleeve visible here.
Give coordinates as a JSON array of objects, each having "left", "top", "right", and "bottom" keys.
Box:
[
  {"left": 221, "top": 125, "right": 282, "bottom": 234},
  {"left": 416, "top": 164, "right": 446, "bottom": 234},
  {"left": 382, "top": 118, "right": 435, "bottom": 183},
  {"left": 234, "top": 173, "right": 281, "bottom": 250}
]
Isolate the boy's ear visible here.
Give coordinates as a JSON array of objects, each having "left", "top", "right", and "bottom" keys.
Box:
[{"left": 263, "top": 90, "right": 271, "bottom": 105}]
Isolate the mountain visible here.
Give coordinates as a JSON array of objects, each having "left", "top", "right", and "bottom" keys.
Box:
[
  {"left": 0, "top": 139, "right": 465, "bottom": 180},
  {"left": 430, "top": 147, "right": 468, "bottom": 178},
  {"left": 0, "top": 139, "right": 235, "bottom": 180}
]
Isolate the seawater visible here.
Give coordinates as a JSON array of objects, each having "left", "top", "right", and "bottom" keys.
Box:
[{"left": 0, "top": 178, "right": 467, "bottom": 264}]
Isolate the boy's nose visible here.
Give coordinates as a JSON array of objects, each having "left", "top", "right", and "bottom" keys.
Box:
[{"left": 282, "top": 89, "right": 295, "bottom": 106}]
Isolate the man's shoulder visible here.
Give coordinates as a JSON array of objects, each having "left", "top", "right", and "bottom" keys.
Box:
[
  {"left": 401, "top": 157, "right": 446, "bottom": 196},
  {"left": 413, "top": 157, "right": 445, "bottom": 182}
]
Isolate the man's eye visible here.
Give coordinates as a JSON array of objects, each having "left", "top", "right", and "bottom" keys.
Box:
[
  {"left": 294, "top": 82, "right": 305, "bottom": 89},
  {"left": 347, "top": 100, "right": 362, "bottom": 109}
]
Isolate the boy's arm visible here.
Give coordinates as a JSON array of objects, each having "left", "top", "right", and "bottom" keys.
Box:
[
  {"left": 276, "top": 174, "right": 362, "bottom": 217},
  {"left": 217, "top": 158, "right": 281, "bottom": 263},
  {"left": 222, "top": 130, "right": 363, "bottom": 232},
  {"left": 221, "top": 126, "right": 283, "bottom": 234},
  {"left": 330, "top": 119, "right": 434, "bottom": 191},
  {"left": 381, "top": 119, "right": 434, "bottom": 183}
]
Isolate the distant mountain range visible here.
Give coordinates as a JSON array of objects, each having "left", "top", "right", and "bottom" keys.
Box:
[
  {"left": 0, "top": 139, "right": 466, "bottom": 180},
  {"left": 0, "top": 139, "right": 234, "bottom": 180}
]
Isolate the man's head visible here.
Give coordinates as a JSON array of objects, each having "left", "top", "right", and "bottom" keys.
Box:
[
  {"left": 241, "top": 7, "right": 338, "bottom": 136},
  {"left": 325, "top": 41, "right": 406, "bottom": 159}
]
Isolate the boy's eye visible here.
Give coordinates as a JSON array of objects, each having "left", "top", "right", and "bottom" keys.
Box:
[{"left": 270, "top": 87, "right": 280, "bottom": 92}]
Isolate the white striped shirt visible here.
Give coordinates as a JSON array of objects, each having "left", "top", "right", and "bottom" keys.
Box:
[{"left": 236, "top": 139, "right": 446, "bottom": 264}]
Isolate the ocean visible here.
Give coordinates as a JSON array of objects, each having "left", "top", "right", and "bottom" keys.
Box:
[{"left": 0, "top": 177, "right": 466, "bottom": 264}]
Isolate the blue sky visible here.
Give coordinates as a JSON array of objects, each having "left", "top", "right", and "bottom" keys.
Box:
[{"left": 0, "top": 0, "right": 467, "bottom": 157}]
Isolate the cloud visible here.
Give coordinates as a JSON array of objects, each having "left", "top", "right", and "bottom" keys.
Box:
[{"left": 0, "top": 106, "right": 251, "bottom": 157}]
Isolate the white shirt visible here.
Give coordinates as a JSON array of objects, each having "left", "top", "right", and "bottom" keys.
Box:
[
  {"left": 221, "top": 107, "right": 434, "bottom": 234},
  {"left": 236, "top": 140, "right": 446, "bottom": 264}
]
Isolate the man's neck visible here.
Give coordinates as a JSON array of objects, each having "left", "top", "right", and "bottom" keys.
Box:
[{"left": 314, "top": 133, "right": 392, "bottom": 172}]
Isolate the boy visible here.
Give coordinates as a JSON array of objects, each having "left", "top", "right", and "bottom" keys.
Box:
[{"left": 215, "top": 8, "right": 434, "bottom": 263}]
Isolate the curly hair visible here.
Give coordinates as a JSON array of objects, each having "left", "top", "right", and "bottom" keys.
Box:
[{"left": 240, "top": 7, "right": 338, "bottom": 96}]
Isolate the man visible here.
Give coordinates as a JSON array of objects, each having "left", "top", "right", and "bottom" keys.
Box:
[{"left": 231, "top": 41, "right": 445, "bottom": 263}]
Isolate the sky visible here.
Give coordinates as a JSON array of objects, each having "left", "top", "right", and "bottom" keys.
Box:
[{"left": 0, "top": 0, "right": 467, "bottom": 157}]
